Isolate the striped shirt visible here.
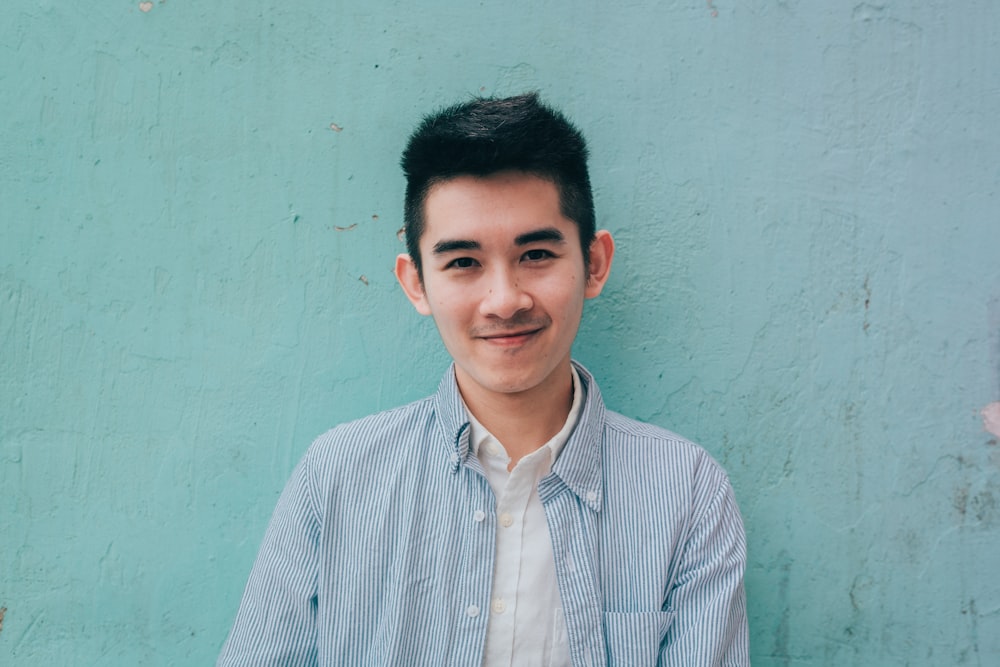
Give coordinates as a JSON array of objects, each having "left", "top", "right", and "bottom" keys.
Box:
[
  {"left": 467, "top": 366, "right": 583, "bottom": 665},
  {"left": 218, "top": 361, "right": 749, "bottom": 666}
]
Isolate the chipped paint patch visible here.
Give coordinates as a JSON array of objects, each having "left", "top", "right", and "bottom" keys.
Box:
[
  {"left": 138, "top": 1, "right": 153, "bottom": 12},
  {"left": 333, "top": 223, "right": 357, "bottom": 232},
  {"left": 0, "top": 606, "right": 6, "bottom": 633},
  {"left": 983, "top": 402, "right": 1000, "bottom": 439},
  {"left": 329, "top": 123, "right": 343, "bottom": 132}
]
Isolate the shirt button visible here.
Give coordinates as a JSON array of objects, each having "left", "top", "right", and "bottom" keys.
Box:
[
  {"left": 449, "top": 453, "right": 459, "bottom": 465},
  {"left": 473, "top": 510, "right": 486, "bottom": 522},
  {"left": 466, "top": 605, "right": 480, "bottom": 618},
  {"left": 586, "top": 490, "right": 598, "bottom": 502},
  {"left": 492, "top": 598, "right": 506, "bottom": 614},
  {"left": 499, "top": 513, "right": 513, "bottom": 527},
  {"left": 487, "top": 442, "right": 502, "bottom": 457}
]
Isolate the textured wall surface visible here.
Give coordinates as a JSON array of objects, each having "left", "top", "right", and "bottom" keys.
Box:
[{"left": 2, "top": 1, "right": 998, "bottom": 664}]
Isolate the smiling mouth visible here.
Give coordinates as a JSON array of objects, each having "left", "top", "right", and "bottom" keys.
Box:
[
  {"left": 473, "top": 316, "right": 550, "bottom": 345},
  {"left": 478, "top": 327, "right": 544, "bottom": 344}
]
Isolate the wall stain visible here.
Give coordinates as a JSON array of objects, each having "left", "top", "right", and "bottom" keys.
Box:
[
  {"left": 970, "top": 490, "right": 996, "bottom": 524},
  {"left": 954, "top": 484, "right": 969, "bottom": 517},
  {"left": 771, "top": 550, "right": 792, "bottom": 665},
  {"left": 958, "top": 599, "right": 980, "bottom": 664},
  {"left": 863, "top": 275, "right": 871, "bottom": 332},
  {"left": 0, "top": 606, "right": 6, "bottom": 634},
  {"left": 982, "top": 402, "right": 1000, "bottom": 439}
]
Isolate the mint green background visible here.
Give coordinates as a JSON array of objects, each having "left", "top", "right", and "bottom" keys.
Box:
[{"left": 3, "top": 1, "right": 999, "bottom": 664}]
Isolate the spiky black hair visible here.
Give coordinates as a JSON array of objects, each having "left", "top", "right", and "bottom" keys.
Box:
[{"left": 400, "top": 92, "right": 595, "bottom": 276}]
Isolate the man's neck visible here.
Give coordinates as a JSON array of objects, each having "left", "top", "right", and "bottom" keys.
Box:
[{"left": 457, "top": 365, "right": 575, "bottom": 468}]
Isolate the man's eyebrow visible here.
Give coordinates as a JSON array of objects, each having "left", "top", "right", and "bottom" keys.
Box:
[
  {"left": 431, "top": 228, "right": 565, "bottom": 254},
  {"left": 432, "top": 239, "right": 480, "bottom": 254},
  {"left": 515, "top": 228, "right": 566, "bottom": 245}
]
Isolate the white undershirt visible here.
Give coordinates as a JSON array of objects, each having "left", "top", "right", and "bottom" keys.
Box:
[{"left": 465, "top": 367, "right": 582, "bottom": 667}]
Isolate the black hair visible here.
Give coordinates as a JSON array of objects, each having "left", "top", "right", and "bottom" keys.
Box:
[{"left": 401, "top": 92, "right": 595, "bottom": 276}]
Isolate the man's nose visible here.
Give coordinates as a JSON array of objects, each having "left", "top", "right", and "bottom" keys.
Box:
[{"left": 479, "top": 268, "right": 533, "bottom": 319}]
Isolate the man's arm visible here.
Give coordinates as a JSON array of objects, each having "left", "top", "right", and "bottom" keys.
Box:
[
  {"left": 660, "top": 475, "right": 749, "bottom": 666},
  {"left": 217, "top": 454, "right": 321, "bottom": 666}
]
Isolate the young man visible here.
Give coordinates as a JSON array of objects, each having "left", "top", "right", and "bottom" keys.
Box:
[{"left": 218, "top": 93, "right": 749, "bottom": 666}]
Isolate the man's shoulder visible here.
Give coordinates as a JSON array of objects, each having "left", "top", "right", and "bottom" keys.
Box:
[
  {"left": 305, "top": 394, "right": 439, "bottom": 463},
  {"left": 602, "top": 408, "right": 689, "bottom": 443},
  {"left": 598, "top": 409, "right": 730, "bottom": 486},
  {"left": 601, "top": 409, "right": 702, "bottom": 453}
]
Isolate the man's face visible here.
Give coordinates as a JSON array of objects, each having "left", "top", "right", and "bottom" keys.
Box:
[{"left": 396, "top": 171, "right": 613, "bottom": 405}]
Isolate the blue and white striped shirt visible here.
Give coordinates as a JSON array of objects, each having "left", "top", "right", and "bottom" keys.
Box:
[{"left": 218, "top": 362, "right": 749, "bottom": 666}]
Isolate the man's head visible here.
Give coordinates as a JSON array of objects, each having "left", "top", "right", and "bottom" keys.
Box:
[
  {"left": 394, "top": 95, "right": 614, "bottom": 407},
  {"left": 401, "top": 92, "right": 595, "bottom": 278}
]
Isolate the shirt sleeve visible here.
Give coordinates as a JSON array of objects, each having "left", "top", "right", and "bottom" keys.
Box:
[
  {"left": 217, "top": 452, "right": 321, "bottom": 667},
  {"left": 659, "top": 474, "right": 750, "bottom": 666}
]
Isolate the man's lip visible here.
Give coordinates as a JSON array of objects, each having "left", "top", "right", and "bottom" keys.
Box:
[{"left": 478, "top": 327, "right": 543, "bottom": 340}]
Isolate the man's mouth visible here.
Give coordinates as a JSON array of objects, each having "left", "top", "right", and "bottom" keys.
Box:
[
  {"left": 477, "top": 326, "right": 545, "bottom": 345},
  {"left": 473, "top": 316, "right": 550, "bottom": 345},
  {"left": 481, "top": 328, "right": 541, "bottom": 340}
]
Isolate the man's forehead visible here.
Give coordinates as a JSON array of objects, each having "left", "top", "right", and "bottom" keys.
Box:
[{"left": 422, "top": 172, "right": 562, "bottom": 220}]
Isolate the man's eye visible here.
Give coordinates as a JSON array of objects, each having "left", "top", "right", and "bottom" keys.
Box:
[
  {"left": 523, "top": 249, "right": 553, "bottom": 261},
  {"left": 447, "top": 257, "right": 478, "bottom": 269}
]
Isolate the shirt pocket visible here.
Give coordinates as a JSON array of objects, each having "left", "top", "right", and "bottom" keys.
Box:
[{"left": 603, "top": 610, "right": 677, "bottom": 666}]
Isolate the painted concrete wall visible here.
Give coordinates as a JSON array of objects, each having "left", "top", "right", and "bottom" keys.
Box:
[{"left": 2, "top": 1, "right": 998, "bottom": 664}]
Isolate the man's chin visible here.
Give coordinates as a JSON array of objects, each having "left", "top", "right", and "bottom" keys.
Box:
[{"left": 455, "top": 360, "right": 571, "bottom": 400}]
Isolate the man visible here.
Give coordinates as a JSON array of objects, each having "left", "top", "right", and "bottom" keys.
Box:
[{"left": 218, "top": 93, "right": 749, "bottom": 666}]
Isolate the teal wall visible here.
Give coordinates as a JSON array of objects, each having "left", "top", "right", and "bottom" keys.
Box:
[{"left": 3, "top": 1, "right": 998, "bottom": 664}]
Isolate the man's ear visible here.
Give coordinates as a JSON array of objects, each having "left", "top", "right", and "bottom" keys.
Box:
[
  {"left": 584, "top": 230, "right": 615, "bottom": 299},
  {"left": 395, "top": 253, "right": 432, "bottom": 316}
]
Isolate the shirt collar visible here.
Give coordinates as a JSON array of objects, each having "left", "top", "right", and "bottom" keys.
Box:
[
  {"left": 464, "top": 365, "right": 583, "bottom": 467},
  {"left": 433, "top": 360, "right": 606, "bottom": 511}
]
